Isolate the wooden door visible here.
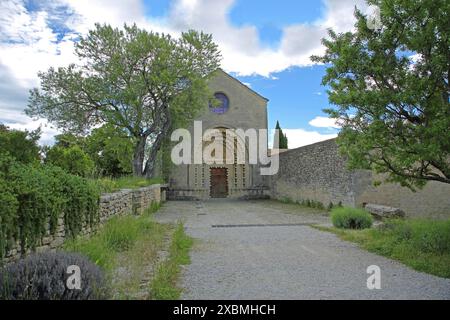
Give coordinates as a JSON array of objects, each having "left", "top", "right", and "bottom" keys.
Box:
[{"left": 210, "top": 168, "right": 228, "bottom": 198}]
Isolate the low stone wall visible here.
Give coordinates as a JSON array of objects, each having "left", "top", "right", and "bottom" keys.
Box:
[
  {"left": 3, "top": 184, "right": 165, "bottom": 263},
  {"left": 353, "top": 171, "right": 450, "bottom": 219},
  {"left": 167, "top": 186, "right": 270, "bottom": 200},
  {"left": 271, "top": 139, "right": 450, "bottom": 218}
]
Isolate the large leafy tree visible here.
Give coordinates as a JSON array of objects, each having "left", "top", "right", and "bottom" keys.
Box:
[
  {"left": 312, "top": 0, "right": 449, "bottom": 189},
  {"left": 0, "top": 124, "right": 41, "bottom": 165},
  {"left": 45, "top": 144, "right": 94, "bottom": 177},
  {"left": 27, "top": 24, "right": 221, "bottom": 177},
  {"left": 44, "top": 134, "right": 94, "bottom": 177},
  {"left": 84, "top": 124, "right": 134, "bottom": 177}
]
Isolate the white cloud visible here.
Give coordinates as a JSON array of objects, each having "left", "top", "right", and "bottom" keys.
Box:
[
  {"left": 166, "top": 0, "right": 366, "bottom": 77},
  {"left": 284, "top": 129, "right": 337, "bottom": 149},
  {"left": 0, "top": 0, "right": 368, "bottom": 144},
  {"left": 0, "top": 0, "right": 370, "bottom": 84},
  {"left": 269, "top": 128, "right": 337, "bottom": 149},
  {"left": 309, "top": 116, "right": 341, "bottom": 129},
  {"left": 1, "top": 109, "right": 61, "bottom": 145}
]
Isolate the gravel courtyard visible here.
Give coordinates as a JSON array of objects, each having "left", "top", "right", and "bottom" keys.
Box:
[{"left": 153, "top": 200, "right": 450, "bottom": 300}]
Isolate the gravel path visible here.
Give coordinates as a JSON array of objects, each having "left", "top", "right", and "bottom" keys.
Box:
[{"left": 154, "top": 200, "right": 450, "bottom": 300}]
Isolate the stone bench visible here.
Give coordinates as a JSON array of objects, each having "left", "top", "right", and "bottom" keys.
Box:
[{"left": 363, "top": 203, "right": 406, "bottom": 219}]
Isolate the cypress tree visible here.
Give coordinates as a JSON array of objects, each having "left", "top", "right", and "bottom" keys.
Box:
[{"left": 275, "top": 121, "right": 288, "bottom": 149}]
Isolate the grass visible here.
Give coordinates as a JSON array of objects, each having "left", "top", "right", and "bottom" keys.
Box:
[
  {"left": 278, "top": 197, "right": 331, "bottom": 211},
  {"left": 93, "top": 176, "right": 165, "bottom": 193},
  {"left": 64, "top": 203, "right": 161, "bottom": 271},
  {"left": 313, "top": 218, "right": 450, "bottom": 278},
  {"left": 149, "top": 223, "right": 194, "bottom": 300},
  {"left": 63, "top": 202, "right": 195, "bottom": 299},
  {"left": 63, "top": 202, "right": 174, "bottom": 299},
  {"left": 274, "top": 198, "right": 329, "bottom": 216}
]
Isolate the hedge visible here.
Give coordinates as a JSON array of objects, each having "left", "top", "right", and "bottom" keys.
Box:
[{"left": 0, "top": 152, "right": 100, "bottom": 259}]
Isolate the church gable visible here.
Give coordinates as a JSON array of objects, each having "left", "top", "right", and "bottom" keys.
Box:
[
  {"left": 196, "top": 69, "right": 268, "bottom": 131},
  {"left": 212, "top": 69, "right": 269, "bottom": 103}
]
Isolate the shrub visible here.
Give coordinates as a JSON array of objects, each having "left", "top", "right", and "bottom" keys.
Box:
[
  {"left": 0, "top": 157, "right": 100, "bottom": 258},
  {"left": 61, "top": 173, "right": 100, "bottom": 238},
  {"left": 45, "top": 145, "right": 94, "bottom": 177},
  {"left": 0, "top": 252, "right": 109, "bottom": 299},
  {"left": 0, "top": 125, "right": 41, "bottom": 165},
  {"left": 0, "top": 178, "right": 19, "bottom": 258},
  {"left": 9, "top": 164, "right": 66, "bottom": 252},
  {"left": 331, "top": 207, "right": 373, "bottom": 229}
]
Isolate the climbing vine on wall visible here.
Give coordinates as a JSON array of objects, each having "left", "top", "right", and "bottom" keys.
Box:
[
  {"left": 62, "top": 173, "right": 100, "bottom": 238},
  {"left": 0, "top": 152, "right": 100, "bottom": 259}
]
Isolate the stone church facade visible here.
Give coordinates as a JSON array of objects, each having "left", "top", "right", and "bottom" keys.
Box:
[
  {"left": 166, "top": 69, "right": 450, "bottom": 218},
  {"left": 167, "top": 69, "right": 271, "bottom": 200}
]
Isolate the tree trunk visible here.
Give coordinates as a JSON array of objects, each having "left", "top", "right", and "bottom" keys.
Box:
[
  {"left": 144, "top": 115, "right": 172, "bottom": 178},
  {"left": 143, "top": 135, "right": 163, "bottom": 178},
  {"left": 132, "top": 135, "right": 147, "bottom": 176}
]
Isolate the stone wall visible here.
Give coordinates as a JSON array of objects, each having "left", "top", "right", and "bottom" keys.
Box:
[
  {"left": 3, "top": 184, "right": 166, "bottom": 263},
  {"left": 167, "top": 186, "right": 270, "bottom": 200},
  {"left": 271, "top": 139, "right": 450, "bottom": 218},
  {"left": 353, "top": 171, "right": 450, "bottom": 219},
  {"left": 271, "top": 139, "right": 355, "bottom": 207}
]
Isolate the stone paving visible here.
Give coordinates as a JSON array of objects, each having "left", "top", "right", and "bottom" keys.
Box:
[{"left": 154, "top": 199, "right": 450, "bottom": 300}]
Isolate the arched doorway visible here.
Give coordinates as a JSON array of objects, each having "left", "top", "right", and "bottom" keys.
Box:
[{"left": 210, "top": 167, "right": 228, "bottom": 198}]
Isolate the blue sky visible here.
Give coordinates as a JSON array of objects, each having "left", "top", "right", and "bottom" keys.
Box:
[{"left": 0, "top": 0, "right": 369, "bottom": 147}]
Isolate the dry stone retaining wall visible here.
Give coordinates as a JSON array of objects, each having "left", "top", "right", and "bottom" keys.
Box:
[
  {"left": 271, "top": 139, "right": 355, "bottom": 207},
  {"left": 3, "top": 184, "right": 166, "bottom": 263},
  {"left": 271, "top": 139, "right": 450, "bottom": 219}
]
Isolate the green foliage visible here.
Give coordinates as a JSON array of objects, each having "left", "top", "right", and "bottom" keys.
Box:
[
  {"left": 93, "top": 176, "right": 164, "bottom": 193},
  {"left": 0, "top": 252, "right": 109, "bottom": 299},
  {"left": 331, "top": 207, "right": 373, "bottom": 229},
  {"left": 10, "top": 165, "right": 65, "bottom": 251},
  {"left": 44, "top": 126, "right": 134, "bottom": 178},
  {"left": 0, "top": 124, "right": 41, "bottom": 165},
  {"left": 327, "top": 202, "right": 334, "bottom": 211},
  {"left": 0, "top": 154, "right": 19, "bottom": 258},
  {"left": 380, "top": 219, "right": 450, "bottom": 255},
  {"left": 275, "top": 121, "right": 288, "bottom": 149},
  {"left": 0, "top": 154, "right": 99, "bottom": 259},
  {"left": 84, "top": 124, "right": 134, "bottom": 177},
  {"left": 280, "top": 197, "right": 294, "bottom": 204},
  {"left": 310, "top": 200, "right": 325, "bottom": 210},
  {"left": 315, "top": 218, "right": 450, "bottom": 278},
  {"left": 60, "top": 172, "right": 100, "bottom": 238},
  {"left": 298, "top": 199, "right": 326, "bottom": 210},
  {"left": 311, "top": 0, "right": 450, "bottom": 188},
  {"left": 27, "top": 23, "right": 221, "bottom": 177},
  {"left": 150, "top": 223, "right": 193, "bottom": 300},
  {"left": 45, "top": 145, "right": 94, "bottom": 177}
]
